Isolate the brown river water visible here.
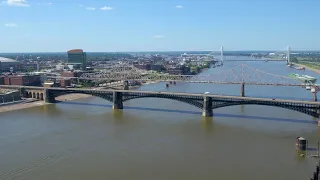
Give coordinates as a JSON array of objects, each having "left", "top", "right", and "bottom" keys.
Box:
[{"left": 0, "top": 59, "right": 320, "bottom": 180}]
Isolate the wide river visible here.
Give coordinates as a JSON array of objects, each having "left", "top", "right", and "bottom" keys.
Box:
[{"left": 1, "top": 57, "right": 320, "bottom": 180}]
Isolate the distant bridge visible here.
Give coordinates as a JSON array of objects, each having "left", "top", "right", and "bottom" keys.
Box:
[
  {"left": 1, "top": 85, "right": 320, "bottom": 126},
  {"left": 224, "top": 59, "right": 286, "bottom": 62},
  {"left": 48, "top": 64, "right": 307, "bottom": 87}
]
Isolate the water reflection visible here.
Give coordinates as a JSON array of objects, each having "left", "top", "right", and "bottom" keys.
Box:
[
  {"left": 240, "top": 105, "right": 244, "bottom": 113},
  {"left": 112, "top": 109, "right": 125, "bottom": 125},
  {"left": 58, "top": 101, "right": 317, "bottom": 125},
  {"left": 112, "top": 109, "right": 124, "bottom": 119},
  {"left": 202, "top": 117, "right": 214, "bottom": 133}
]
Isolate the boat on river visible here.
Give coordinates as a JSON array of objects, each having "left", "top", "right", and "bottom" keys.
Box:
[{"left": 289, "top": 73, "right": 317, "bottom": 84}]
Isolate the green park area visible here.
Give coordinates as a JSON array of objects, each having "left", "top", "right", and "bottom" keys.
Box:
[
  {"left": 298, "top": 62, "right": 320, "bottom": 70},
  {"left": 187, "top": 63, "right": 210, "bottom": 74},
  {"left": 291, "top": 57, "right": 320, "bottom": 70}
]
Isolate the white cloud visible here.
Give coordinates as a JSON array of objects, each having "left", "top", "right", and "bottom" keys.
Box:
[
  {"left": 153, "top": 35, "right": 165, "bottom": 39},
  {"left": 85, "top": 7, "right": 95, "bottom": 11},
  {"left": 7, "top": 0, "right": 29, "bottom": 7},
  {"left": 100, "top": 6, "right": 113, "bottom": 11},
  {"left": 5, "top": 23, "right": 18, "bottom": 27},
  {"left": 175, "top": 5, "right": 183, "bottom": 9},
  {"left": 48, "top": 2, "right": 52, "bottom": 5}
]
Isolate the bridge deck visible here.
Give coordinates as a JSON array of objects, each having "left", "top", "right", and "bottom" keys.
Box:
[{"left": 1, "top": 85, "right": 320, "bottom": 105}]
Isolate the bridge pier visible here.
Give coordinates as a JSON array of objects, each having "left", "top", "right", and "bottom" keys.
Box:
[
  {"left": 317, "top": 109, "right": 320, "bottom": 127},
  {"left": 314, "top": 89, "right": 317, "bottom": 102},
  {"left": 44, "top": 89, "right": 55, "bottom": 103},
  {"left": 19, "top": 88, "right": 27, "bottom": 98},
  {"left": 240, "top": 83, "right": 245, "bottom": 97},
  {"left": 123, "top": 80, "right": 129, "bottom": 90},
  {"left": 113, "top": 91, "right": 123, "bottom": 109},
  {"left": 202, "top": 96, "right": 213, "bottom": 117}
]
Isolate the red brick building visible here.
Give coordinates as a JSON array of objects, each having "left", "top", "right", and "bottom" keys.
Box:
[
  {"left": 60, "top": 79, "right": 71, "bottom": 87},
  {"left": 61, "top": 71, "right": 85, "bottom": 78},
  {"left": 3, "top": 75, "right": 41, "bottom": 86}
]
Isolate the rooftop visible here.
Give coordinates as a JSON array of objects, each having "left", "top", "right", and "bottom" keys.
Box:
[
  {"left": 67, "top": 49, "right": 84, "bottom": 53},
  {"left": 0, "top": 57, "right": 18, "bottom": 63}
]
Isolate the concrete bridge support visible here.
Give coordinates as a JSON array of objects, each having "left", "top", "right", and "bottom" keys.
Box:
[
  {"left": 44, "top": 89, "right": 55, "bottom": 103},
  {"left": 202, "top": 96, "right": 213, "bottom": 117},
  {"left": 113, "top": 91, "right": 123, "bottom": 109},
  {"left": 317, "top": 109, "right": 320, "bottom": 127},
  {"left": 19, "top": 87, "right": 27, "bottom": 98},
  {"left": 241, "top": 83, "right": 245, "bottom": 97},
  {"left": 123, "top": 80, "right": 129, "bottom": 90}
]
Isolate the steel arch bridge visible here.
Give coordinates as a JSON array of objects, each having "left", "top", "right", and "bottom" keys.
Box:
[
  {"left": 78, "top": 64, "right": 307, "bottom": 86},
  {"left": 24, "top": 87, "right": 320, "bottom": 119},
  {"left": 1, "top": 85, "right": 320, "bottom": 120}
]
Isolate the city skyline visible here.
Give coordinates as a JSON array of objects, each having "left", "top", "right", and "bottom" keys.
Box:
[{"left": 0, "top": 0, "right": 319, "bottom": 52}]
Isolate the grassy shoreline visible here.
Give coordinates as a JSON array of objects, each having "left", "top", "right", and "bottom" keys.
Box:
[{"left": 293, "top": 62, "right": 320, "bottom": 74}]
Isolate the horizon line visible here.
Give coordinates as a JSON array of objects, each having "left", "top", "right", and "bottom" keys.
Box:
[{"left": 1, "top": 49, "right": 320, "bottom": 54}]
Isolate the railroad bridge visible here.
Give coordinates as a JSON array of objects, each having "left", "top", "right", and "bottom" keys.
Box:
[{"left": 1, "top": 85, "right": 320, "bottom": 126}]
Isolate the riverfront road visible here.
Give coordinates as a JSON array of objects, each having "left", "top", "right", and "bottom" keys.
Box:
[{"left": 1, "top": 85, "right": 320, "bottom": 125}]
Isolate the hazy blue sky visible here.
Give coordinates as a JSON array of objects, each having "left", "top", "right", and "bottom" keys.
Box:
[{"left": 0, "top": 0, "right": 319, "bottom": 52}]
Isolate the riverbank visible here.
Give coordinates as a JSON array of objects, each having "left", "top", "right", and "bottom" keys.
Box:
[
  {"left": 55, "top": 94, "right": 92, "bottom": 101},
  {"left": 293, "top": 62, "right": 320, "bottom": 74},
  {"left": 201, "top": 68, "right": 209, "bottom": 72},
  {"left": 0, "top": 83, "right": 155, "bottom": 113},
  {"left": 0, "top": 94, "right": 92, "bottom": 113},
  {"left": 0, "top": 100, "right": 45, "bottom": 113}
]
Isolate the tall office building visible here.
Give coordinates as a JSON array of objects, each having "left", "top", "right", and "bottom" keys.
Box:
[{"left": 67, "top": 49, "right": 87, "bottom": 71}]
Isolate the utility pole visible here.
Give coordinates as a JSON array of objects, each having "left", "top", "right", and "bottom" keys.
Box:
[
  {"left": 221, "top": 46, "right": 224, "bottom": 62},
  {"left": 287, "top": 46, "right": 291, "bottom": 65}
]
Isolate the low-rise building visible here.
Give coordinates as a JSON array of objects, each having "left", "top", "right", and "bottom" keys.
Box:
[
  {"left": 167, "top": 68, "right": 183, "bottom": 75},
  {"left": 61, "top": 71, "right": 85, "bottom": 78},
  {"left": 20, "top": 63, "right": 39, "bottom": 72},
  {"left": 60, "top": 79, "right": 71, "bottom": 87},
  {"left": 0, "top": 76, "right": 4, "bottom": 85},
  {"left": 150, "top": 64, "right": 164, "bottom": 71},
  {"left": 134, "top": 64, "right": 150, "bottom": 70},
  {"left": 3, "top": 75, "right": 41, "bottom": 86}
]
